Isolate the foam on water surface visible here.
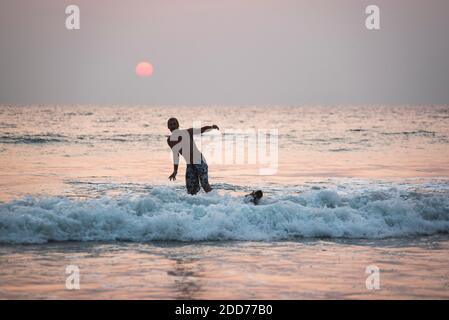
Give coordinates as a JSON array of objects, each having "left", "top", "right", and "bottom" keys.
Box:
[{"left": 1, "top": 181, "right": 448, "bottom": 244}]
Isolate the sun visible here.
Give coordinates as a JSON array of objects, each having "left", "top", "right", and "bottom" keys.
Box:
[{"left": 135, "top": 61, "right": 154, "bottom": 77}]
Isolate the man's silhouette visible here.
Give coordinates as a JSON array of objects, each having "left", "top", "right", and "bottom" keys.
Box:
[{"left": 167, "top": 117, "right": 219, "bottom": 195}]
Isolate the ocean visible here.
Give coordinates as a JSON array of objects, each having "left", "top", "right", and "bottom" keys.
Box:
[{"left": 1, "top": 105, "right": 449, "bottom": 299}]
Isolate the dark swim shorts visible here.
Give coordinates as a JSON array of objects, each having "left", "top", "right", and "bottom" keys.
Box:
[{"left": 185, "top": 161, "right": 210, "bottom": 195}]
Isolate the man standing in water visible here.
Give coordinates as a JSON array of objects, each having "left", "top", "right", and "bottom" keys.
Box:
[{"left": 167, "top": 117, "right": 219, "bottom": 195}]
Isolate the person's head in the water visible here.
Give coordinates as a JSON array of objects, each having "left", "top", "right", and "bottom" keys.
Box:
[
  {"left": 253, "top": 190, "right": 263, "bottom": 199},
  {"left": 246, "top": 190, "right": 263, "bottom": 205},
  {"left": 167, "top": 117, "right": 179, "bottom": 132}
]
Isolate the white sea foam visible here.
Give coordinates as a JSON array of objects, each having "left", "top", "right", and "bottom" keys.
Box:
[{"left": 1, "top": 185, "right": 449, "bottom": 244}]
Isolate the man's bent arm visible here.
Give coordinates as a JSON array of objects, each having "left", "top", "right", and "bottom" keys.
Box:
[
  {"left": 169, "top": 152, "right": 179, "bottom": 180},
  {"left": 172, "top": 149, "right": 180, "bottom": 167}
]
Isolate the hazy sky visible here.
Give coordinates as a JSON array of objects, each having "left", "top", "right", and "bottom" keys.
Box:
[{"left": 1, "top": 0, "right": 448, "bottom": 105}]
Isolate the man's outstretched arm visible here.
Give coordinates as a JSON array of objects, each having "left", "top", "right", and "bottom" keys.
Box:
[{"left": 188, "top": 125, "right": 219, "bottom": 135}]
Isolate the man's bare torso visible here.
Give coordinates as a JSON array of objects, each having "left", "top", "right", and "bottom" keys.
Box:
[{"left": 167, "top": 129, "right": 203, "bottom": 164}]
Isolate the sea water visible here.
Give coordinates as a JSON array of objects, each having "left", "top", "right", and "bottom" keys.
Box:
[{"left": 1, "top": 105, "right": 449, "bottom": 298}]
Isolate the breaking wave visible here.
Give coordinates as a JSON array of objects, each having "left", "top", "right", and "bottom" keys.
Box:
[{"left": 1, "top": 186, "right": 449, "bottom": 244}]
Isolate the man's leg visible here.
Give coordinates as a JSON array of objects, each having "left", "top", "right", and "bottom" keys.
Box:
[
  {"left": 185, "top": 165, "right": 200, "bottom": 195},
  {"left": 197, "top": 162, "right": 212, "bottom": 193}
]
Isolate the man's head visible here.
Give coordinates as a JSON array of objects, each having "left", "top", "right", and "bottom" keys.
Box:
[{"left": 167, "top": 117, "right": 179, "bottom": 132}]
